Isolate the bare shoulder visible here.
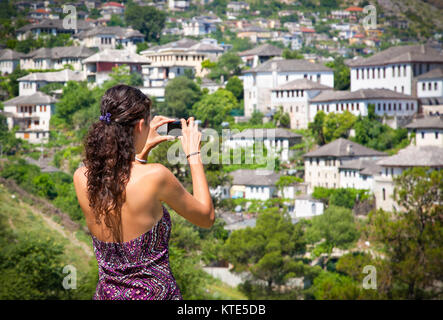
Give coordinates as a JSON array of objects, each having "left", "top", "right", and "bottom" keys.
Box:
[
  {"left": 73, "top": 165, "right": 87, "bottom": 184},
  {"left": 141, "top": 163, "right": 171, "bottom": 182}
]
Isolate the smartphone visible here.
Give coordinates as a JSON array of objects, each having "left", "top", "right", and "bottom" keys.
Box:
[{"left": 167, "top": 120, "right": 182, "bottom": 137}]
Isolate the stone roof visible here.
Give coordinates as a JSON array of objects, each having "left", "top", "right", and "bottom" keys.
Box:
[
  {"left": 24, "top": 46, "right": 95, "bottom": 59},
  {"left": 0, "top": 49, "right": 25, "bottom": 61},
  {"left": 18, "top": 69, "right": 85, "bottom": 82},
  {"left": 339, "top": 158, "right": 383, "bottom": 176},
  {"left": 346, "top": 44, "right": 443, "bottom": 67},
  {"left": 405, "top": 116, "right": 443, "bottom": 130},
  {"left": 242, "top": 57, "right": 332, "bottom": 74},
  {"left": 416, "top": 67, "right": 443, "bottom": 80},
  {"left": 304, "top": 138, "right": 387, "bottom": 158},
  {"left": 142, "top": 38, "right": 200, "bottom": 53},
  {"left": 272, "top": 78, "right": 331, "bottom": 91},
  {"left": 310, "top": 88, "right": 416, "bottom": 103},
  {"left": 230, "top": 128, "right": 302, "bottom": 139},
  {"left": 17, "top": 19, "right": 94, "bottom": 33},
  {"left": 230, "top": 169, "right": 281, "bottom": 186},
  {"left": 238, "top": 43, "right": 283, "bottom": 57},
  {"left": 3, "top": 91, "right": 57, "bottom": 105},
  {"left": 83, "top": 49, "right": 150, "bottom": 64},
  {"left": 76, "top": 26, "right": 144, "bottom": 39},
  {"left": 376, "top": 145, "right": 443, "bottom": 167}
]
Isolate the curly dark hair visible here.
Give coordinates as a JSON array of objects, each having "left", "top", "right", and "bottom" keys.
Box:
[{"left": 82, "top": 84, "right": 152, "bottom": 243}]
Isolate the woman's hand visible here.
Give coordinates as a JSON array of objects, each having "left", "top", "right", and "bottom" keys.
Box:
[
  {"left": 178, "top": 117, "right": 202, "bottom": 160},
  {"left": 137, "top": 115, "right": 177, "bottom": 160}
]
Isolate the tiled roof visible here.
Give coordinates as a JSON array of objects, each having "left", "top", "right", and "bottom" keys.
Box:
[
  {"left": 0, "top": 49, "right": 25, "bottom": 60},
  {"left": 339, "top": 158, "right": 383, "bottom": 176},
  {"left": 304, "top": 138, "right": 387, "bottom": 158},
  {"left": 17, "top": 19, "right": 94, "bottom": 33},
  {"left": 376, "top": 145, "right": 443, "bottom": 167},
  {"left": 310, "top": 88, "right": 416, "bottom": 103},
  {"left": 83, "top": 49, "right": 149, "bottom": 64},
  {"left": 230, "top": 128, "right": 302, "bottom": 139},
  {"left": 24, "top": 46, "right": 95, "bottom": 59},
  {"left": 346, "top": 45, "right": 443, "bottom": 67},
  {"left": 238, "top": 43, "right": 283, "bottom": 57},
  {"left": 272, "top": 78, "right": 331, "bottom": 91},
  {"left": 416, "top": 67, "right": 443, "bottom": 80},
  {"left": 18, "top": 69, "right": 85, "bottom": 82},
  {"left": 242, "top": 57, "right": 332, "bottom": 74},
  {"left": 76, "top": 26, "right": 144, "bottom": 40},
  {"left": 3, "top": 91, "right": 57, "bottom": 105},
  {"left": 230, "top": 169, "right": 281, "bottom": 186},
  {"left": 405, "top": 116, "right": 443, "bottom": 130},
  {"left": 142, "top": 38, "right": 200, "bottom": 53}
]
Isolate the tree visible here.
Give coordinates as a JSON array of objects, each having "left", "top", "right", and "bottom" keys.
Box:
[
  {"left": 222, "top": 207, "right": 309, "bottom": 298},
  {"left": 191, "top": 89, "right": 237, "bottom": 131},
  {"left": 323, "top": 111, "right": 356, "bottom": 143},
  {"left": 325, "top": 56, "right": 350, "bottom": 90},
  {"left": 305, "top": 205, "right": 360, "bottom": 268},
  {"left": 207, "top": 52, "right": 243, "bottom": 83},
  {"left": 367, "top": 167, "right": 443, "bottom": 299},
  {"left": 308, "top": 111, "right": 326, "bottom": 145},
  {"left": 163, "top": 76, "right": 202, "bottom": 119},
  {"left": 124, "top": 3, "right": 166, "bottom": 42},
  {"left": 282, "top": 48, "right": 304, "bottom": 59},
  {"left": 225, "top": 76, "right": 243, "bottom": 102}
]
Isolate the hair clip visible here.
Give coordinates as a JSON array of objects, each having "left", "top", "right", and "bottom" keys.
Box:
[{"left": 99, "top": 112, "right": 112, "bottom": 124}]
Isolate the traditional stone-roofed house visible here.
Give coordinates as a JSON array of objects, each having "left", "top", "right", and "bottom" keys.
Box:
[
  {"left": 229, "top": 169, "right": 282, "bottom": 200},
  {"left": 309, "top": 88, "right": 418, "bottom": 126},
  {"left": 242, "top": 57, "right": 334, "bottom": 117},
  {"left": 75, "top": 26, "right": 144, "bottom": 53},
  {"left": 346, "top": 45, "right": 443, "bottom": 95},
  {"left": 303, "top": 138, "right": 387, "bottom": 193},
  {"left": 140, "top": 38, "right": 224, "bottom": 100},
  {"left": 224, "top": 128, "right": 302, "bottom": 163},
  {"left": 271, "top": 78, "right": 331, "bottom": 129},
  {"left": 238, "top": 43, "right": 283, "bottom": 68},
  {"left": 405, "top": 116, "right": 443, "bottom": 147},
  {"left": 0, "top": 49, "right": 25, "bottom": 75},
  {"left": 2, "top": 91, "right": 57, "bottom": 143},
  {"left": 82, "top": 49, "right": 149, "bottom": 85},
  {"left": 374, "top": 145, "right": 443, "bottom": 212},
  {"left": 415, "top": 67, "right": 443, "bottom": 115},
  {"left": 20, "top": 46, "right": 95, "bottom": 71},
  {"left": 18, "top": 69, "right": 86, "bottom": 96},
  {"left": 16, "top": 19, "right": 95, "bottom": 40},
  {"left": 339, "top": 158, "right": 383, "bottom": 191}
]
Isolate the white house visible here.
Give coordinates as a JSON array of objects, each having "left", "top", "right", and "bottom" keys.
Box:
[
  {"left": 374, "top": 116, "right": 443, "bottom": 212},
  {"left": 309, "top": 88, "right": 419, "bottom": 124},
  {"left": 182, "top": 16, "right": 219, "bottom": 36},
  {"left": 16, "top": 19, "right": 95, "bottom": 41},
  {"left": 229, "top": 169, "right": 281, "bottom": 201},
  {"left": 168, "top": 0, "right": 190, "bottom": 11},
  {"left": 405, "top": 116, "right": 443, "bottom": 147},
  {"left": 304, "top": 138, "right": 388, "bottom": 194},
  {"left": 2, "top": 92, "right": 57, "bottom": 143},
  {"left": 346, "top": 44, "right": 443, "bottom": 95},
  {"left": 242, "top": 57, "right": 334, "bottom": 117},
  {"left": 0, "top": 49, "right": 24, "bottom": 75},
  {"left": 20, "top": 46, "right": 95, "bottom": 71},
  {"left": 75, "top": 26, "right": 145, "bottom": 53},
  {"left": 374, "top": 144, "right": 443, "bottom": 212},
  {"left": 100, "top": 1, "right": 125, "bottom": 20},
  {"left": 271, "top": 78, "right": 332, "bottom": 129},
  {"left": 416, "top": 67, "right": 443, "bottom": 98},
  {"left": 237, "top": 43, "right": 283, "bottom": 69},
  {"left": 223, "top": 128, "right": 302, "bottom": 163},
  {"left": 293, "top": 195, "right": 324, "bottom": 219},
  {"left": 18, "top": 69, "right": 86, "bottom": 96},
  {"left": 82, "top": 49, "right": 149, "bottom": 85},
  {"left": 338, "top": 159, "right": 382, "bottom": 191}
]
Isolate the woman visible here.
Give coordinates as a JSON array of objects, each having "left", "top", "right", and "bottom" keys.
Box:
[{"left": 73, "top": 84, "right": 215, "bottom": 300}]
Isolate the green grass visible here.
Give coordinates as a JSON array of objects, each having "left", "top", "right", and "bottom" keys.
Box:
[
  {"left": 206, "top": 277, "right": 248, "bottom": 300},
  {"left": 0, "top": 182, "right": 96, "bottom": 295}
]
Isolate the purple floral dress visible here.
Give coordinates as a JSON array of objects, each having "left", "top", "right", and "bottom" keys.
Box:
[{"left": 91, "top": 205, "right": 182, "bottom": 300}]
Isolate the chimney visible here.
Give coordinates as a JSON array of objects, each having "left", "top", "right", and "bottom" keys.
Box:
[
  {"left": 272, "top": 61, "right": 277, "bottom": 88},
  {"left": 346, "top": 143, "right": 354, "bottom": 155}
]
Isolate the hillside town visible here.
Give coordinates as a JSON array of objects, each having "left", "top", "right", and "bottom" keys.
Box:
[{"left": 0, "top": 0, "right": 442, "bottom": 300}]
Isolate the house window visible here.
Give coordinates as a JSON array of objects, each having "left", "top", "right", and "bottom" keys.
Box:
[
  {"left": 377, "top": 68, "right": 380, "bottom": 78},
  {"left": 401, "top": 86, "right": 404, "bottom": 93},
  {"left": 428, "top": 82, "right": 432, "bottom": 91},
  {"left": 356, "top": 69, "right": 359, "bottom": 79},
  {"left": 383, "top": 67, "right": 386, "bottom": 78},
  {"left": 392, "top": 66, "right": 395, "bottom": 77},
  {"left": 362, "top": 68, "right": 364, "bottom": 79},
  {"left": 423, "top": 83, "right": 426, "bottom": 91},
  {"left": 435, "top": 82, "right": 438, "bottom": 90},
  {"left": 421, "top": 132, "right": 425, "bottom": 139},
  {"left": 382, "top": 188, "right": 386, "bottom": 200},
  {"left": 436, "top": 132, "right": 439, "bottom": 139},
  {"left": 403, "top": 65, "right": 407, "bottom": 76}
]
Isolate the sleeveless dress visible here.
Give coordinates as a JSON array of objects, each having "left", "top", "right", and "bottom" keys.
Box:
[{"left": 91, "top": 205, "right": 182, "bottom": 300}]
